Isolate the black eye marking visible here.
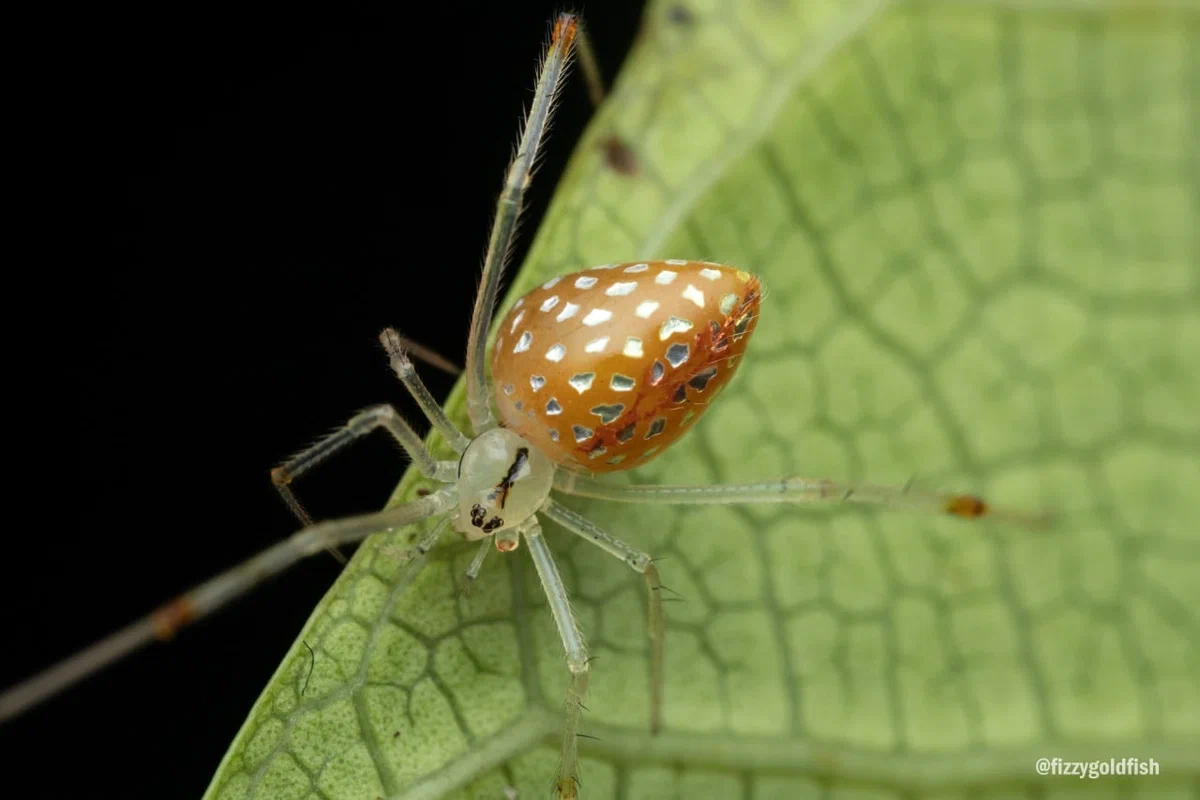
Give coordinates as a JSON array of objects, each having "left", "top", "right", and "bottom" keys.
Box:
[
  {"left": 481, "top": 516, "right": 504, "bottom": 533},
  {"left": 470, "top": 504, "right": 486, "bottom": 528},
  {"left": 490, "top": 447, "right": 531, "bottom": 510}
]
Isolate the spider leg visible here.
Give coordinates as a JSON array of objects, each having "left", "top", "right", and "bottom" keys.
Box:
[
  {"left": 464, "top": 14, "right": 579, "bottom": 435},
  {"left": 380, "top": 331, "right": 461, "bottom": 377},
  {"left": 554, "top": 472, "right": 1051, "bottom": 528},
  {"left": 272, "top": 404, "right": 457, "bottom": 529},
  {"left": 461, "top": 539, "right": 491, "bottom": 597},
  {"left": 541, "top": 498, "right": 665, "bottom": 735},
  {"left": 0, "top": 487, "right": 457, "bottom": 723},
  {"left": 573, "top": 20, "right": 606, "bottom": 108},
  {"left": 380, "top": 329, "right": 471, "bottom": 453},
  {"left": 523, "top": 517, "right": 589, "bottom": 800}
]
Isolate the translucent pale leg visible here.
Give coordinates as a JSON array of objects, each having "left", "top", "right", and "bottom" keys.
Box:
[
  {"left": 272, "top": 403, "right": 456, "bottom": 527},
  {"left": 572, "top": 20, "right": 606, "bottom": 107},
  {"left": 410, "top": 516, "right": 451, "bottom": 558},
  {"left": 554, "top": 472, "right": 1050, "bottom": 527},
  {"left": 0, "top": 488, "right": 457, "bottom": 723},
  {"left": 523, "top": 519, "right": 589, "bottom": 800},
  {"left": 461, "top": 539, "right": 491, "bottom": 597},
  {"left": 380, "top": 328, "right": 471, "bottom": 453},
  {"left": 540, "top": 499, "right": 665, "bottom": 735},
  {"left": 464, "top": 14, "right": 579, "bottom": 434},
  {"left": 381, "top": 330, "right": 461, "bottom": 377}
]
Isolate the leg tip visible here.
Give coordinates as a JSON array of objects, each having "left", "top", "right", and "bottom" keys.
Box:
[{"left": 552, "top": 13, "right": 579, "bottom": 48}]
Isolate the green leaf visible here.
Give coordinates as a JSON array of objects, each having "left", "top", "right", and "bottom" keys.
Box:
[{"left": 204, "top": 1, "right": 1200, "bottom": 798}]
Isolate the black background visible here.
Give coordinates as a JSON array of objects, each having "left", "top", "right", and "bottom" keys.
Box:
[{"left": 5, "top": 2, "right": 648, "bottom": 796}]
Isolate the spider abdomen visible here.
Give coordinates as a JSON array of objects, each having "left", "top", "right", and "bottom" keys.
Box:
[{"left": 493, "top": 260, "right": 761, "bottom": 472}]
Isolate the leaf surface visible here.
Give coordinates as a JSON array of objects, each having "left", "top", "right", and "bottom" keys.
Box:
[{"left": 205, "top": 1, "right": 1200, "bottom": 797}]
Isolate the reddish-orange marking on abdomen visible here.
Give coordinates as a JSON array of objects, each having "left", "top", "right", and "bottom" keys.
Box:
[{"left": 577, "top": 277, "right": 761, "bottom": 460}]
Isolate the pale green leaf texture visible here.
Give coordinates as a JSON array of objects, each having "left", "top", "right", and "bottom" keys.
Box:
[{"left": 204, "top": 1, "right": 1200, "bottom": 798}]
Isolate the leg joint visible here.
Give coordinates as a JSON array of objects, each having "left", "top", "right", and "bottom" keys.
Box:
[
  {"left": 270, "top": 464, "right": 291, "bottom": 487},
  {"left": 349, "top": 404, "right": 396, "bottom": 430}
]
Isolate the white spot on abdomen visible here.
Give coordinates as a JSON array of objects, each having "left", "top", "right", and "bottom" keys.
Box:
[
  {"left": 582, "top": 308, "right": 613, "bottom": 326},
  {"left": 569, "top": 372, "right": 596, "bottom": 393},
  {"left": 605, "top": 281, "right": 637, "bottom": 296},
  {"left": 659, "top": 315, "right": 694, "bottom": 340},
  {"left": 635, "top": 301, "right": 660, "bottom": 319},
  {"left": 682, "top": 284, "right": 705, "bottom": 308}
]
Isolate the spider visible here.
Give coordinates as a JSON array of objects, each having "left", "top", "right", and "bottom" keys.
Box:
[{"left": 0, "top": 13, "right": 1043, "bottom": 798}]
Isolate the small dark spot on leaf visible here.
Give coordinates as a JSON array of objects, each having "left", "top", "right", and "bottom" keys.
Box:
[
  {"left": 667, "top": 4, "right": 694, "bottom": 25},
  {"left": 601, "top": 135, "right": 638, "bottom": 176}
]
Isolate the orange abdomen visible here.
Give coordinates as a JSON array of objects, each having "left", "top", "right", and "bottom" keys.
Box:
[{"left": 492, "top": 260, "right": 761, "bottom": 472}]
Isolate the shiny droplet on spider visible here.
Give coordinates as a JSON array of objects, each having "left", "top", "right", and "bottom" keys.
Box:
[{"left": 492, "top": 260, "right": 762, "bottom": 471}]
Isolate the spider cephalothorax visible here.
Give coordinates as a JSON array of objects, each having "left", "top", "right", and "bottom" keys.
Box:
[{"left": 454, "top": 427, "right": 554, "bottom": 543}]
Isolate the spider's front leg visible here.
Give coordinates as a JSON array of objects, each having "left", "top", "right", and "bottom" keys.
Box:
[
  {"left": 271, "top": 404, "right": 457, "bottom": 528},
  {"left": 522, "top": 519, "right": 589, "bottom": 799}
]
